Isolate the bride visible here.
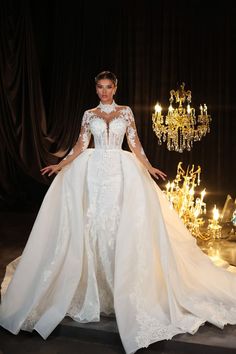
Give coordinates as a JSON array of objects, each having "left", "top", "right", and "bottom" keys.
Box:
[{"left": 1, "top": 70, "right": 236, "bottom": 354}]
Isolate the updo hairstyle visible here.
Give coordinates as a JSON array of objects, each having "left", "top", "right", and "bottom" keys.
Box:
[{"left": 95, "top": 71, "right": 118, "bottom": 86}]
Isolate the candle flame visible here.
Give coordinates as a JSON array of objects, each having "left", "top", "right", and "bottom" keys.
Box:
[
  {"left": 201, "top": 189, "right": 206, "bottom": 199},
  {"left": 213, "top": 205, "right": 219, "bottom": 221},
  {"left": 155, "top": 103, "right": 162, "bottom": 113},
  {"left": 189, "top": 188, "right": 194, "bottom": 196}
]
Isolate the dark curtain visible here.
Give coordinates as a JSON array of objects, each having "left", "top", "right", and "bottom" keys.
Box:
[{"left": 0, "top": 0, "right": 236, "bottom": 211}]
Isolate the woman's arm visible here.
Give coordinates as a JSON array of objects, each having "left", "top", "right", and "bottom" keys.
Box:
[
  {"left": 125, "top": 107, "right": 166, "bottom": 181},
  {"left": 41, "top": 111, "right": 91, "bottom": 176}
]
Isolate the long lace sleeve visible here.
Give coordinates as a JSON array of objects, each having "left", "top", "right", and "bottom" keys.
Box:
[
  {"left": 125, "top": 107, "right": 153, "bottom": 171},
  {"left": 58, "top": 111, "right": 91, "bottom": 169}
]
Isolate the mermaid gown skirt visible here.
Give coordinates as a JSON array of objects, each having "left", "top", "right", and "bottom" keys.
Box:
[{"left": 1, "top": 107, "right": 236, "bottom": 354}]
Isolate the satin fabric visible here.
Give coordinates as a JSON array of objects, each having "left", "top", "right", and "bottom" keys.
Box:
[{"left": 1, "top": 149, "right": 236, "bottom": 354}]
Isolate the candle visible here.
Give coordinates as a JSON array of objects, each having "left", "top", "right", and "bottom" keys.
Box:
[
  {"left": 187, "top": 104, "right": 191, "bottom": 115},
  {"left": 213, "top": 205, "right": 219, "bottom": 221},
  {"left": 199, "top": 104, "right": 203, "bottom": 115},
  {"left": 189, "top": 187, "right": 194, "bottom": 196},
  {"left": 155, "top": 103, "right": 162, "bottom": 116},
  {"left": 200, "top": 188, "right": 206, "bottom": 202},
  {"left": 197, "top": 169, "right": 201, "bottom": 186},
  {"left": 207, "top": 204, "right": 222, "bottom": 239},
  {"left": 168, "top": 104, "right": 174, "bottom": 115}
]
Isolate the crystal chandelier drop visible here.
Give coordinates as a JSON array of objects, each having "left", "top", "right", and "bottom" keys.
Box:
[{"left": 152, "top": 83, "right": 211, "bottom": 152}]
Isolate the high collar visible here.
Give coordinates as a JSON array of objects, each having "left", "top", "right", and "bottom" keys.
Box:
[{"left": 98, "top": 100, "right": 117, "bottom": 113}]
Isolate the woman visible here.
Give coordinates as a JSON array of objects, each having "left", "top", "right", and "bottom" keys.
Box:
[{"left": 1, "top": 71, "right": 236, "bottom": 354}]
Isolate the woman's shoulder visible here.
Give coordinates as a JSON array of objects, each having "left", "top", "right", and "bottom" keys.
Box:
[
  {"left": 82, "top": 107, "right": 97, "bottom": 120},
  {"left": 81, "top": 108, "right": 96, "bottom": 124},
  {"left": 115, "top": 103, "right": 129, "bottom": 108},
  {"left": 84, "top": 107, "right": 97, "bottom": 114},
  {"left": 116, "top": 104, "right": 133, "bottom": 113},
  {"left": 118, "top": 105, "right": 134, "bottom": 119}
]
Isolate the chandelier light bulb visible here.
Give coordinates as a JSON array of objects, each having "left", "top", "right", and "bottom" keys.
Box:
[
  {"left": 155, "top": 103, "right": 162, "bottom": 114},
  {"left": 213, "top": 205, "right": 219, "bottom": 221},
  {"left": 189, "top": 188, "right": 194, "bottom": 196},
  {"left": 200, "top": 189, "right": 206, "bottom": 201}
]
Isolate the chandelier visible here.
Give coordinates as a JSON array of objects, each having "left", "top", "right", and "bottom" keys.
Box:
[
  {"left": 165, "top": 162, "right": 208, "bottom": 240},
  {"left": 165, "top": 162, "right": 223, "bottom": 241},
  {"left": 152, "top": 83, "right": 211, "bottom": 152}
]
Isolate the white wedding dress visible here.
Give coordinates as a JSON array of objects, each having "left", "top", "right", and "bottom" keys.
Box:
[{"left": 1, "top": 101, "right": 236, "bottom": 354}]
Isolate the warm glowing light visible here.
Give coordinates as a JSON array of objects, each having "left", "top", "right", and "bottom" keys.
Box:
[
  {"left": 213, "top": 205, "right": 219, "bottom": 221},
  {"left": 200, "top": 189, "right": 206, "bottom": 201},
  {"left": 155, "top": 103, "right": 162, "bottom": 114},
  {"left": 207, "top": 204, "right": 222, "bottom": 239},
  {"left": 152, "top": 83, "right": 211, "bottom": 153},
  {"left": 164, "top": 162, "right": 208, "bottom": 240},
  {"left": 189, "top": 188, "right": 194, "bottom": 196}
]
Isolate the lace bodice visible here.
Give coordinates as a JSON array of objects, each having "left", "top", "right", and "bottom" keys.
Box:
[
  {"left": 63, "top": 103, "right": 152, "bottom": 170},
  {"left": 82, "top": 107, "right": 135, "bottom": 150}
]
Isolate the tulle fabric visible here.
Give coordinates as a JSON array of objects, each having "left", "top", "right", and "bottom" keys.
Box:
[{"left": 1, "top": 148, "right": 236, "bottom": 354}]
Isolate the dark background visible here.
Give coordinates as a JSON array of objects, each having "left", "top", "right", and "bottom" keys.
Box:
[{"left": 0, "top": 0, "right": 236, "bottom": 212}]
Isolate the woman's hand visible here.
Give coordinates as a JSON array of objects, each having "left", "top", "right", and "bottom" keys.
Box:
[
  {"left": 40, "top": 164, "right": 61, "bottom": 177},
  {"left": 148, "top": 166, "right": 167, "bottom": 181}
]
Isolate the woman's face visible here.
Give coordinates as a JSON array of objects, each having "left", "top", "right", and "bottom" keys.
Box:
[{"left": 96, "top": 79, "right": 117, "bottom": 104}]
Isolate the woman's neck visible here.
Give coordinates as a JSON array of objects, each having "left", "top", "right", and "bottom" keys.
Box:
[
  {"left": 98, "top": 100, "right": 117, "bottom": 113},
  {"left": 100, "top": 99, "right": 114, "bottom": 105}
]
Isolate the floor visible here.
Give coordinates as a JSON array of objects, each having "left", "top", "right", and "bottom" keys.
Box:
[{"left": 1, "top": 211, "right": 236, "bottom": 354}]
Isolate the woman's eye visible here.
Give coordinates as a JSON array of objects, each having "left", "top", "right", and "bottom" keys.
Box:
[{"left": 97, "top": 85, "right": 113, "bottom": 89}]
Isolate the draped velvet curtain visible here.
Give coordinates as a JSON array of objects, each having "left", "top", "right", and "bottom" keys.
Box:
[{"left": 0, "top": 0, "right": 236, "bottom": 211}]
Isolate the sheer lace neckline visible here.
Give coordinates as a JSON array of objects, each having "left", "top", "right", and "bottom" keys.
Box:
[
  {"left": 91, "top": 106, "right": 128, "bottom": 126},
  {"left": 97, "top": 100, "right": 117, "bottom": 114}
]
